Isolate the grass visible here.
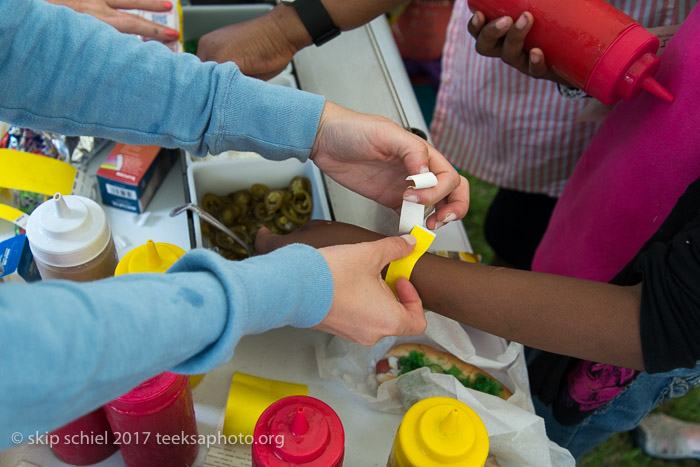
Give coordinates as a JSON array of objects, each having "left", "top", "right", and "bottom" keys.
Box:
[
  {"left": 460, "top": 173, "right": 497, "bottom": 264},
  {"left": 464, "top": 175, "right": 700, "bottom": 466}
]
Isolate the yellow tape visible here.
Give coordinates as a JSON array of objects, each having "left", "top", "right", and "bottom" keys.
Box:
[
  {"left": 385, "top": 225, "right": 436, "bottom": 295},
  {"left": 0, "top": 149, "right": 76, "bottom": 196}
]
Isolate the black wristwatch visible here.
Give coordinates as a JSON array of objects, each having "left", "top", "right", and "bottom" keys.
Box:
[{"left": 281, "top": 0, "right": 340, "bottom": 46}]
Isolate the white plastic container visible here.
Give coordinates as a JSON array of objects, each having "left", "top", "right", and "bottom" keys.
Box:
[{"left": 186, "top": 158, "right": 332, "bottom": 250}]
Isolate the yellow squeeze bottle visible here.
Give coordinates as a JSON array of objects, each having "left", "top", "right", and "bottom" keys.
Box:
[
  {"left": 388, "top": 397, "right": 489, "bottom": 467},
  {"left": 115, "top": 240, "right": 204, "bottom": 388}
]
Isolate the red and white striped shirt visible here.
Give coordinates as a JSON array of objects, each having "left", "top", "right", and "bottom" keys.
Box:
[{"left": 431, "top": 0, "right": 696, "bottom": 197}]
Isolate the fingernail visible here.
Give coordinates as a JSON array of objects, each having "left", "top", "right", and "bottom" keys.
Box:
[
  {"left": 442, "top": 213, "right": 457, "bottom": 223},
  {"left": 419, "top": 166, "right": 429, "bottom": 174},
  {"left": 166, "top": 29, "right": 180, "bottom": 39},
  {"left": 471, "top": 14, "right": 481, "bottom": 27},
  {"left": 530, "top": 52, "right": 541, "bottom": 64},
  {"left": 401, "top": 234, "right": 417, "bottom": 245},
  {"left": 434, "top": 221, "right": 445, "bottom": 229},
  {"left": 163, "top": 1, "right": 173, "bottom": 9},
  {"left": 496, "top": 17, "right": 511, "bottom": 30},
  {"left": 515, "top": 13, "right": 528, "bottom": 29},
  {"left": 403, "top": 194, "right": 419, "bottom": 203}
]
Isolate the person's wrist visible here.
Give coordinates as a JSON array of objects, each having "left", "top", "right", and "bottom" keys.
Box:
[{"left": 271, "top": 2, "right": 314, "bottom": 54}]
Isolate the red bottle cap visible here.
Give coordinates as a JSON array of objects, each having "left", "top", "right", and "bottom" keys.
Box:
[
  {"left": 107, "top": 372, "right": 185, "bottom": 414},
  {"left": 252, "top": 396, "right": 344, "bottom": 467},
  {"left": 587, "top": 24, "right": 674, "bottom": 104}
]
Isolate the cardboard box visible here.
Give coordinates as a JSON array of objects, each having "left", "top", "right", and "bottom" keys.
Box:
[{"left": 97, "top": 143, "right": 175, "bottom": 213}]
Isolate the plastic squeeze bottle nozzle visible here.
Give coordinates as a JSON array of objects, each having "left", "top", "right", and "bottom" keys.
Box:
[
  {"left": 388, "top": 397, "right": 489, "bottom": 466},
  {"left": 252, "top": 395, "right": 345, "bottom": 467},
  {"left": 467, "top": 0, "right": 674, "bottom": 104},
  {"left": 114, "top": 239, "right": 185, "bottom": 275}
]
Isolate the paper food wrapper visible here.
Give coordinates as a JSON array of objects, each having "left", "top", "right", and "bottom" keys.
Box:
[{"left": 315, "top": 312, "right": 575, "bottom": 467}]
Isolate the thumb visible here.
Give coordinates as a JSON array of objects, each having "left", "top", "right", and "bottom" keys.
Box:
[
  {"left": 254, "top": 226, "right": 276, "bottom": 254},
  {"left": 373, "top": 234, "right": 417, "bottom": 268}
]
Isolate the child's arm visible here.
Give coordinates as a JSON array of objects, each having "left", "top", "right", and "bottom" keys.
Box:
[{"left": 256, "top": 220, "right": 644, "bottom": 370}]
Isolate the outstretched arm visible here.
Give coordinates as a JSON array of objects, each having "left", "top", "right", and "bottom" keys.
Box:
[
  {"left": 255, "top": 221, "right": 645, "bottom": 370},
  {"left": 0, "top": 238, "right": 426, "bottom": 448},
  {"left": 197, "top": 0, "right": 406, "bottom": 79}
]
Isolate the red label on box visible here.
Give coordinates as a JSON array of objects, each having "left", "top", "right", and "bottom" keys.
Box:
[{"left": 96, "top": 143, "right": 161, "bottom": 183}]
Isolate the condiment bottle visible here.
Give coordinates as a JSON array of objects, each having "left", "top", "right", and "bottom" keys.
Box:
[
  {"left": 26, "top": 193, "right": 119, "bottom": 465},
  {"left": 104, "top": 240, "right": 199, "bottom": 466},
  {"left": 467, "top": 0, "right": 675, "bottom": 105},
  {"left": 49, "top": 409, "right": 117, "bottom": 466},
  {"left": 26, "top": 193, "right": 119, "bottom": 281},
  {"left": 252, "top": 395, "right": 344, "bottom": 467},
  {"left": 104, "top": 373, "right": 198, "bottom": 467},
  {"left": 388, "top": 397, "right": 489, "bottom": 467},
  {"left": 113, "top": 240, "right": 203, "bottom": 389}
]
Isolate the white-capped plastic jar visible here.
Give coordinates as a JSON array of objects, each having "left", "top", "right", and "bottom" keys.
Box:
[{"left": 26, "top": 193, "right": 118, "bottom": 282}]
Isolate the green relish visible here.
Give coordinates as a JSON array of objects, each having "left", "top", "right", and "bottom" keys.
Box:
[{"left": 397, "top": 350, "right": 504, "bottom": 397}]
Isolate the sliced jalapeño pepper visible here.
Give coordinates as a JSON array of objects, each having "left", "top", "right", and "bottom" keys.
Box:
[
  {"left": 253, "top": 202, "right": 275, "bottom": 222},
  {"left": 250, "top": 183, "right": 269, "bottom": 200},
  {"left": 264, "top": 190, "right": 284, "bottom": 212},
  {"left": 202, "top": 193, "right": 224, "bottom": 215},
  {"left": 281, "top": 204, "right": 310, "bottom": 225},
  {"left": 290, "top": 176, "right": 311, "bottom": 195},
  {"left": 292, "top": 190, "right": 312, "bottom": 214}
]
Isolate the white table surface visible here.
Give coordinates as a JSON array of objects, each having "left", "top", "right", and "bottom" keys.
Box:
[{"left": 1, "top": 145, "right": 482, "bottom": 467}]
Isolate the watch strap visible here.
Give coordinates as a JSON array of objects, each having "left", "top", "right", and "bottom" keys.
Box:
[{"left": 291, "top": 0, "right": 340, "bottom": 46}]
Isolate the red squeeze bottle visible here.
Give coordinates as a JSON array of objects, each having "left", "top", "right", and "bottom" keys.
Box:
[
  {"left": 104, "top": 373, "right": 198, "bottom": 467},
  {"left": 252, "top": 396, "right": 345, "bottom": 467},
  {"left": 467, "top": 0, "right": 675, "bottom": 104},
  {"left": 50, "top": 408, "right": 117, "bottom": 465}
]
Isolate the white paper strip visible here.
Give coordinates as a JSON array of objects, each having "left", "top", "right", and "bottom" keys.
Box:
[
  {"left": 398, "top": 172, "right": 438, "bottom": 235},
  {"left": 406, "top": 172, "right": 438, "bottom": 189}
]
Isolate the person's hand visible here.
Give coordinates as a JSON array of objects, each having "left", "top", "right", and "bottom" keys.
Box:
[
  {"left": 312, "top": 102, "right": 470, "bottom": 230},
  {"left": 45, "top": 0, "right": 180, "bottom": 41},
  {"left": 313, "top": 234, "right": 427, "bottom": 345},
  {"left": 468, "top": 11, "right": 573, "bottom": 86},
  {"left": 197, "top": 8, "right": 306, "bottom": 80}
]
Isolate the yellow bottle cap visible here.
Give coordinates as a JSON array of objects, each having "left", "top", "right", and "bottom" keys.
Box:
[
  {"left": 393, "top": 397, "right": 489, "bottom": 467},
  {"left": 188, "top": 374, "right": 205, "bottom": 389},
  {"left": 115, "top": 240, "right": 185, "bottom": 275},
  {"left": 223, "top": 372, "right": 308, "bottom": 438}
]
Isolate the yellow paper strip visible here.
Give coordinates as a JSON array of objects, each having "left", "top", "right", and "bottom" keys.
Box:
[
  {"left": 385, "top": 225, "right": 436, "bottom": 295},
  {"left": 0, "top": 149, "right": 76, "bottom": 196}
]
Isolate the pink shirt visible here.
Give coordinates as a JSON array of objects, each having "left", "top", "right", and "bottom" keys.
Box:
[
  {"left": 431, "top": 0, "right": 695, "bottom": 197},
  {"left": 532, "top": 2, "right": 700, "bottom": 281}
]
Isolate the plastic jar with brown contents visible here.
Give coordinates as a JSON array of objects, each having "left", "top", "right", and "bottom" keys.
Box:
[
  {"left": 25, "top": 192, "right": 120, "bottom": 465},
  {"left": 26, "top": 193, "right": 118, "bottom": 282}
]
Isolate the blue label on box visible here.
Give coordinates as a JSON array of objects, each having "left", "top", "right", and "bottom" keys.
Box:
[{"left": 0, "top": 234, "right": 41, "bottom": 281}]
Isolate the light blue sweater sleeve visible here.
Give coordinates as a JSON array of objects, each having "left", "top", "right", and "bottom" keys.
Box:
[
  {"left": 0, "top": 245, "right": 333, "bottom": 449},
  {"left": 0, "top": 0, "right": 325, "bottom": 160}
]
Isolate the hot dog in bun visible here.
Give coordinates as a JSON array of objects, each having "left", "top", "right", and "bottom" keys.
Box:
[{"left": 375, "top": 343, "right": 512, "bottom": 400}]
